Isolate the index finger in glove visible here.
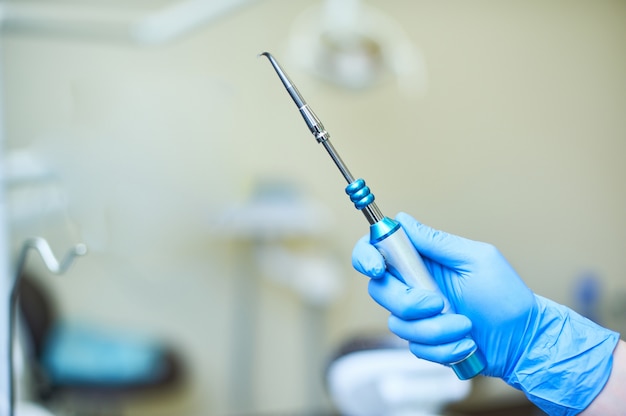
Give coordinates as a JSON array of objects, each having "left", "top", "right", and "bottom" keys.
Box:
[{"left": 352, "top": 235, "right": 386, "bottom": 278}]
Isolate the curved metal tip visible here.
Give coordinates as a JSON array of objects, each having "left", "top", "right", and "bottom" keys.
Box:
[
  {"left": 258, "top": 52, "right": 278, "bottom": 67},
  {"left": 259, "top": 51, "right": 299, "bottom": 103},
  {"left": 258, "top": 51, "right": 281, "bottom": 75}
]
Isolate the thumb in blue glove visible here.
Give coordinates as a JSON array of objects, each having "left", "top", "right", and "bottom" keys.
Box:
[{"left": 352, "top": 212, "right": 619, "bottom": 415}]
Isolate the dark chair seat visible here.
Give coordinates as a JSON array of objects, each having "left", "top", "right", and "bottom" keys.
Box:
[{"left": 17, "top": 273, "right": 184, "bottom": 411}]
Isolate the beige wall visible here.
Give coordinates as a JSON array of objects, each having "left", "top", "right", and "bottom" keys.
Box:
[{"left": 3, "top": 0, "right": 626, "bottom": 414}]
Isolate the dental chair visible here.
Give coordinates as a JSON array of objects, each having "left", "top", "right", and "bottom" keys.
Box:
[
  {"left": 326, "top": 333, "right": 471, "bottom": 416},
  {"left": 16, "top": 272, "right": 184, "bottom": 415}
]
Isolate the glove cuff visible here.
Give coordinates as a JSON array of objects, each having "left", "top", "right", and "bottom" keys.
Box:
[{"left": 504, "top": 295, "right": 619, "bottom": 416}]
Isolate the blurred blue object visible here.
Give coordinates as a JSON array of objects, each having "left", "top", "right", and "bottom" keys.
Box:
[
  {"left": 574, "top": 271, "right": 602, "bottom": 324},
  {"left": 42, "top": 322, "right": 166, "bottom": 386},
  {"left": 17, "top": 272, "right": 184, "bottom": 408}
]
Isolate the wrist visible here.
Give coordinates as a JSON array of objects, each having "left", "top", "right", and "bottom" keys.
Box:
[
  {"left": 580, "top": 340, "right": 626, "bottom": 415},
  {"left": 504, "top": 295, "right": 619, "bottom": 416}
]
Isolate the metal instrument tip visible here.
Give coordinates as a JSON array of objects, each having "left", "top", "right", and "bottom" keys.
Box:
[
  {"left": 261, "top": 51, "right": 332, "bottom": 145},
  {"left": 259, "top": 51, "right": 302, "bottom": 106}
]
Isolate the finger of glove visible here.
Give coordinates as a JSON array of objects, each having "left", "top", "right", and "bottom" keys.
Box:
[
  {"left": 352, "top": 235, "right": 386, "bottom": 278},
  {"left": 368, "top": 273, "right": 445, "bottom": 319},
  {"left": 388, "top": 313, "right": 472, "bottom": 345},
  {"left": 408, "top": 338, "right": 477, "bottom": 365},
  {"left": 396, "top": 212, "right": 479, "bottom": 269}
]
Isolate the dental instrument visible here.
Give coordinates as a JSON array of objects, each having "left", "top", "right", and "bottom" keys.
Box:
[{"left": 260, "top": 52, "right": 486, "bottom": 380}]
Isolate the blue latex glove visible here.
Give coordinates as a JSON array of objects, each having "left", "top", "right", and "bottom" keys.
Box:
[{"left": 352, "top": 212, "right": 620, "bottom": 415}]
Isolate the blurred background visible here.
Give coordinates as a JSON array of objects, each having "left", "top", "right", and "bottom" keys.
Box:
[{"left": 1, "top": 0, "right": 625, "bottom": 415}]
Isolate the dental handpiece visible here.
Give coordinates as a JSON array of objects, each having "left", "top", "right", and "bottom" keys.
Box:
[{"left": 260, "top": 52, "right": 486, "bottom": 380}]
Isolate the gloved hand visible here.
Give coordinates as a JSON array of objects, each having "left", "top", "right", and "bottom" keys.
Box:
[{"left": 352, "top": 212, "right": 620, "bottom": 415}]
